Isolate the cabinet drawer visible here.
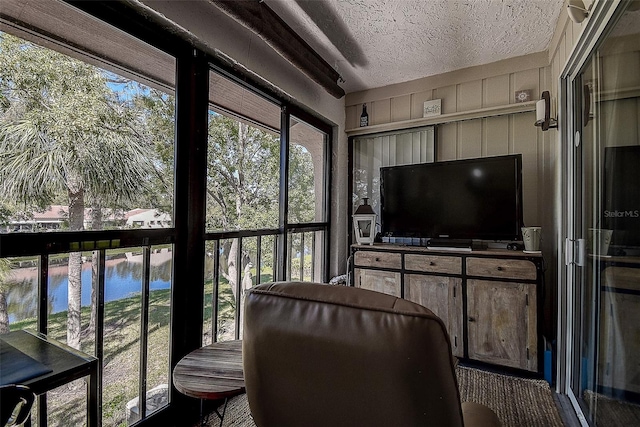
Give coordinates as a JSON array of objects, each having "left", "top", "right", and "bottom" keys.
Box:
[
  {"left": 405, "top": 254, "right": 461, "bottom": 274},
  {"left": 354, "top": 251, "right": 401, "bottom": 269},
  {"left": 466, "top": 258, "right": 537, "bottom": 281}
]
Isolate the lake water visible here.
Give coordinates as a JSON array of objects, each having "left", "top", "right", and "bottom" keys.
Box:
[{"left": 5, "top": 253, "right": 172, "bottom": 322}]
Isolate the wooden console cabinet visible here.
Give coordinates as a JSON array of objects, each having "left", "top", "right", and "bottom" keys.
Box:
[{"left": 351, "top": 244, "right": 543, "bottom": 373}]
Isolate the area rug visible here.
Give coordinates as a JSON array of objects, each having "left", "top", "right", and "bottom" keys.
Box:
[{"left": 207, "top": 366, "right": 564, "bottom": 427}]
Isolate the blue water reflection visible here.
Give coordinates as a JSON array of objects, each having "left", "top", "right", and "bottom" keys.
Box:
[{"left": 6, "top": 253, "right": 172, "bottom": 322}]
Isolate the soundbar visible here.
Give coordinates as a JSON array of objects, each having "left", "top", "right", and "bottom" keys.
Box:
[{"left": 426, "top": 238, "right": 472, "bottom": 249}]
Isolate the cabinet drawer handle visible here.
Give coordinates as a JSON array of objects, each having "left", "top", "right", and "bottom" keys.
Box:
[
  {"left": 375, "top": 257, "right": 380, "bottom": 262},
  {"left": 496, "top": 266, "right": 503, "bottom": 271},
  {"left": 468, "top": 317, "right": 476, "bottom": 322},
  {"left": 429, "top": 261, "right": 435, "bottom": 266}
]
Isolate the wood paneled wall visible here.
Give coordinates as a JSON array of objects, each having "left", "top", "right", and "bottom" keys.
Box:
[{"left": 346, "top": 53, "right": 551, "bottom": 229}]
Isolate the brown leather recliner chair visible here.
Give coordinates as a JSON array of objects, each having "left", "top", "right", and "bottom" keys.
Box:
[{"left": 243, "top": 281, "right": 501, "bottom": 427}]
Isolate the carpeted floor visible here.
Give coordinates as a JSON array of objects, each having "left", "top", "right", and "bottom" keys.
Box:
[
  {"left": 583, "top": 390, "right": 640, "bottom": 426},
  {"left": 204, "top": 365, "right": 565, "bottom": 427}
]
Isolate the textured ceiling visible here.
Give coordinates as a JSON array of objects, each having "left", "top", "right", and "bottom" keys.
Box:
[{"left": 266, "top": 0, "right": 565, "bottom": 93}]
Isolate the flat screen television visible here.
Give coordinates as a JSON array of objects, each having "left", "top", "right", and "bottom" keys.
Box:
[
  {"left": 603, "top": 145, "right": 640, "bottom": 249},
  {"left": 380, "top": 154, "right": 523, "bottom": 241}
]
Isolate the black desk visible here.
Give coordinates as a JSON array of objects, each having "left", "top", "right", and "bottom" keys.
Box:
[{"left": 0, "top": 330, "right": 99, "bottom": 427}]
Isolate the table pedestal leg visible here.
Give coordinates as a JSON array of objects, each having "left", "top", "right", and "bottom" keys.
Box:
[{"left": 202, "top": 397, "right": 229, "bottom": 427}]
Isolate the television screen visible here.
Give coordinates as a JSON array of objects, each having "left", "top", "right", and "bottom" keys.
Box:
[
  {"left": 380, "top": 154, "right": 523, "bottom": 241},
  {"left": 604, "top": 146, "right": 640, "bottom": 248}
]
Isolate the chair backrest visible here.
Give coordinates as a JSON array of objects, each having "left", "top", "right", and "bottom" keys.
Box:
[
  {"left": 0, "top": 384, "right": 35, "bottom": 427},
  {"left": 243, "top": 282, "right": 464, "bottom": 427}
]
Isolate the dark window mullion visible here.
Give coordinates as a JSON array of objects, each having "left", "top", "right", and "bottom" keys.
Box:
[
  {"left": 38, "top": 254, "right": 49, "bottom": 333},
  {"left": 300, "top": 233, "right": 305, "bottom": 281},
  {"left": 287, "top": 234, "right": 293, "bottom": 281},
  {"left": 37, "top": 253, "right": 48, "bottom": 427},
  {"left": 276, "top": 107, "right": 290, "bottom": 282},
  {"left": 170, "top": 52, "right": 208, "bottom": 419},
  {"left": 138, "top": 246, "right": 151, "bottom": 420},
  {"left": 212, "top": 239, "right": 220, "bottom": 343},
  {"left": 311, "top": 232, "right": 316, "bottom": 282},
  {"left": 272, "top": 238, "right": 278, "bottom": 283},
  {"left": 255, "top": 236, "right": 262, "bottom": 286},
  {"left": 322, "top": 131, "right": 331, "bottom": 283},
  {"left": 95, "top": 249, "right": 106, "bottom": 425},
  {"left": 235, "top": 238, "right": 242, "bottom": 340}
]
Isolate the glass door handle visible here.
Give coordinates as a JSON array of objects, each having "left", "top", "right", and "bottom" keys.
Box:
[
  {"left": 564, "top": 238, "right": 586, "bottom": 266},
  {"left": 576, "top": 238, "right": 585, "bottom": 267}
]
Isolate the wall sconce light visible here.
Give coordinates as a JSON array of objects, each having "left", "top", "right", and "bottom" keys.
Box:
[
  {"left": 353, "top": 198, "right": 377, "bottom": 245},
  {"left": 535, "top": 91, "right": 558, "bottom": 131},
  {"left": 567, "top": 0, "right": 590, "bottom": 24}
]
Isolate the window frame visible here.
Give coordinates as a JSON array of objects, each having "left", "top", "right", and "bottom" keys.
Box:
[{"left": 0, "top": 2, "right": 333, "bottom": 426}]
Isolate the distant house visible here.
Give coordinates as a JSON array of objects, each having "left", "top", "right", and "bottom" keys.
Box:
[
  {"left": 5, "top": 205, "right": 69, "bottom": 232},
  {"left": 3, "top": 206, "right": 171, "bottom": 232},
  {"left": 124, "top": 209, "right": 172, "bottom": 228}
]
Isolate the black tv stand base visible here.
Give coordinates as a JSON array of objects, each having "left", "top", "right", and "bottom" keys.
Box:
[{"left": 427, "top": 239, "right": 473, "bottom": 250}]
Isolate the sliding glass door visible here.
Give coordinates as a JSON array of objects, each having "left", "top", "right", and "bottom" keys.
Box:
[{"left": 566, "top": 2, "right": 640, "bottom": 424}]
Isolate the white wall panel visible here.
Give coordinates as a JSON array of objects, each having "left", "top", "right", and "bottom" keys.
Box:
[
  {"left": 484, "top": 75, "right": 511, "bottom": 107},
  {"left": 458, "top": 121, "right": 483, "bottom": 159},
  {"left": 458, "top": 80, "right": 483, "bottom": 111},
  {"left": 391, "top": 95, "right": 412, "bottom": 122},
  {"left": 513, "top": 112, "right": 539, "bottom": 227},
  {"left": 484, "top": 116, "right": 510, "bottom": 156},
  {"left": 438, "top": 123, "right": 458, "bottom": 161}
]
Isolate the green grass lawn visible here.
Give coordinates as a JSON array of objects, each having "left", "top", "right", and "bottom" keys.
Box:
[
  {"left": 12, "top": 289, "right": 173, "bottom": 427},
  {"left": 9, "top": 266, "right": 279, "bottom": 426}
]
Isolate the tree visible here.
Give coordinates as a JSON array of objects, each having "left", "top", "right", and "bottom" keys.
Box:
[
  {"left": 205, "top": 114, "right": 318, "bottom": 336},
  {"left": 206, "top": 115, "right": 280, "bottom": 305},
  {"left": 0, "top": 33, "right": 155, "bottom": 349},
  {"left": 0, "top": 258, "right": 11, "bottom": 334}
]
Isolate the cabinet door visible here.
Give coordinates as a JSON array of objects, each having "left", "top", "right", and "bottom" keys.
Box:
[
  {"left": 467, "top": 279, "right": 537, "bottom": 371},
  {"left": 405, "top": 274, "right": 463, "bottom": 357},
  {"left": 354, "top": 268, "right": 401, "bottom": 297}
]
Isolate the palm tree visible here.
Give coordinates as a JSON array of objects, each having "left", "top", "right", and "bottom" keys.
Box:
[{"left": 0, "top": 33, "right": 154, "bottom": 349}]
